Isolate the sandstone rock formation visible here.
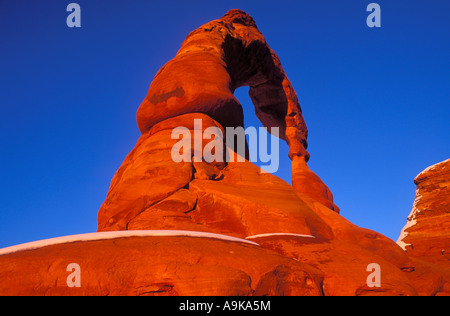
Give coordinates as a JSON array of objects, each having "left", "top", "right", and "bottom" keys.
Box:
[
  {"left": 134, "top": 8, "right": 339, "bottom": 214},
  {"left": 96, "top": 8, "right": 339, "bottom": 234},
  {"left": 0, "top": 232, "right": 324, "bottom": 296},
  {"left": 397, "top": 159, "right": 450, "bottom": 273},
  {"left": 0, "top": 10, "right": 448, "bottom": 296}
]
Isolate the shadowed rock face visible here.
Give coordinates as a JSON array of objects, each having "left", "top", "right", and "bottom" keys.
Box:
[{"left": 0, "top": 10, "right": 448, "bottom": 296}]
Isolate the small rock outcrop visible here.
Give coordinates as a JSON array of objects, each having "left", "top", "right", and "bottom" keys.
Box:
[{"left": 398, "top": 159, "right": 450, "bottom": 273}]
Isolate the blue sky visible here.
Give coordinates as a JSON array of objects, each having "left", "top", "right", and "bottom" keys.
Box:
[{"left": 0, "top": 0, "right": 449, "bottom": 248}]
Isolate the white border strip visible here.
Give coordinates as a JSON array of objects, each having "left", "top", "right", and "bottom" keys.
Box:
[{"left": 0, "top": 230, "right": 259, "bottom": 257}]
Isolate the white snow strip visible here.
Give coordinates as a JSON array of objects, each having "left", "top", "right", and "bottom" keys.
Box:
[
  {"left": 0, "top": 230, "right": 259, "bottom": 257},
  {"left": 246, "top": 233, "right": 316, "bottom": 240}
]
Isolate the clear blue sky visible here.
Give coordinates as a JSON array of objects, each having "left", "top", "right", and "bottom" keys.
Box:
[{"left": 0, "top": 0, "right": 449, "bottom": 248}]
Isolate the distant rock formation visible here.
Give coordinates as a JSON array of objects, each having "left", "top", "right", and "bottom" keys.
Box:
[
  {"left": 397, "top": 159, "right": 450, "bottom": 272},
  {"left": 0, "top": 10, "right": 448, "bottom": 296}
]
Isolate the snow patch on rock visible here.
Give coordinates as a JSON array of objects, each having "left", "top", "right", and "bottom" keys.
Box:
[
  {"left": 0, "top": 230, "right": 259, "bottom": 256},
  {"left": 246, "top": 233, "right": 316, "bottom": 240}
]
